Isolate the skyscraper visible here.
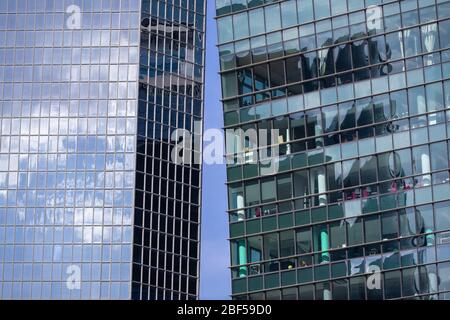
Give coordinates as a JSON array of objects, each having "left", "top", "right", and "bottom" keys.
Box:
[
  {"left": 216, "top": 0, "right": 450, "bottom": 299},
  {"left": 0, "top": 0, "right": 206, "bottom": 300}
]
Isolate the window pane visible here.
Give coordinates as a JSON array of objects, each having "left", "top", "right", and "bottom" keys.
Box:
[
  {"left": 412, "top": 145, "right": 431, "bottom": 185},
  {"left": 390, "top": 90, "right": 408, "bottom": 119},
  {"left": 269, "top": 60, "right": 286, "bottom": 87},
  {"left": 299, "top": 284, "right": 314, "bottom": 299},
  {"left": 221, "top": 72, "right": 238, "bottom": 98},
  {"left": 233, "top": 12, "right": 249, "bottom": 40},
  {"left": 360, "top": 156, "right": 377, "bottom": 184},
  {"left": 421, "top": 23, "right": 439, "bottom": 54},
  {"left": 247, "top": 236, "right": 263, "bottom": 263},
  {"left": 217, "top": 16, "right": 233, "bottom": 43},
  {"left": 435, "top": 201, "right": 450, "bottom": 231},
  {"left": 373, "top": 94, "right": 391, "bottom": 123},
  {"left": 310, "top": 167, "right": 326, "bottom": 204},
  {"left": 416, "top": 204, "right": 434, "bottom": 236},
  {"left": 347, "top": 218, "right": 363, "bottom": 245},
  {"left": 385, "top": 31, "right": 404, "bottom": 60},
  {"left": 296, "top": 227, "right": 311, "bottom": 254},
  {"left": 365, "top": 215, "right": 381, "bottom": 242},
  {"left": 273, "top": 117, "right": 289, "bottom": 144},
  {"left": 335, "top": 44, "right": 353, "bottom": 76},
  {"left": 253, "top": 64, "right": 269, "bottom": 91},
  {"left": 282, "top": 287, "right": 297, "bottom": 300},
  {"left": 349, "top": 276, "right": 366, "bottom": 299},
  {"left": 399, "top": 208, "right": 416, "bottom": 237},
  {"left": 314, "top": 0, "right": 330, "bottom": 19},
  {"left": 290, "top": 113, "right": 306, "bottom": 140},
  {"left": 294, "top": 170, "right": 309, "bottom": 197},
  {"left": 281, "top": 0, "right": 297, "bottom": 28},
  {"left": 323, "top": 105, "right": 338, "bottom": 133},
  {"left": 331, "top": 0, "right": 347, "bottom": 15},
  {"left": 228, "top": 184, "right": 243, "bottom": 210},
  {"left": 382, "top": 211, "right": 399, "bottom": 240},
  {"left": 216, "top": 0, "right": 232, "bottom": 15},
  {"left": 277, "top": 174, "right": 292, "bottom": 200},
  {"left": 430, "top": 142, "right": 448, "bottom": 171},
  {"left": 280, "top": 230, "right": 295, "bottom": 257},
  {"left": 404, "top": 27, "right": 422, "bottom": 57},
  {"left": 265, "top": 4, "right": 281, "bottom": 32},
  {"left": 356, "top": 101, "right": 374, "bottom": 141},
  {"left": 261, "top": 178, "right": 276, "bottom": 203},
  {"left": 439, "top": 20, "right": 450, "bottom": 49},
  {"left": 231, "top": 0, "right": 247, "bottom": 11},
  {"left": 426, "top": 82, "right": 444, "bottom": 112},
  {"left": 438, "top": 262, "right": 450, "bottom": 292},
  {"left": 306, "top": 109, "right": 322, "bottom": 140},
  {"left": 298, "top": 0, "right": 313, "bottom": 24},
  {"left": 395, "top": 148, "right": 412, "bottom": 178},
  {"left": 332, "top": 279, "right": 348, "bottom": 300},
  {"left": 230, "top": 239, "right": 244, "bottom": 266},
  {"left": 330, "top": 222, "right": 346, "bottom": 249},
  {"left": 352, "top": 40, "right": 369, "bottom": 81},
  {"left": 408, "top": 86, "right": 427, "bottom": 116},
  {"left": 326, "top": 163, "right": 342, "bottom": 191},
  {"left": 384, "top": 271, "right": 401, "bottom": 299},
  {"left": 237, "top": 69, "right": 253, "bottom": 95},
  {"left": 343, "top": 159, "right": 359, "bottom": 188},
  {"left": 249, "top": 9, "right": 265, "bottom": 36},
  {"left": 264, "top": 233, "right": 279, "bottom": 260},
  {"left": 245, "top": 181, "right": 260, "bottom": 207},
  {"left": 286, "top": 56, "right": 302, "bottom": 84}
]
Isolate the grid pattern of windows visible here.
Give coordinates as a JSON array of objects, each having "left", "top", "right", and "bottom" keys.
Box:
[
  {"left": 131, "top": 0, "right": 206, "bottom": 300},
  {"left": 217, "top": 0, "right": 450, "bottom": 300},
  {"left": 219, "top": 0, "right": 450, "bottom": 121},
  {"left": 0, "top": 0, "right": 140, "bottom": 299},
  {"left": 0, "top": 0, "right": 206, "bottom": 300}
]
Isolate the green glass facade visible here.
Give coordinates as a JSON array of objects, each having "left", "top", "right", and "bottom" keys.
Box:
[{"left": 216, "top": 0, "right": 450, "bottom": 300}]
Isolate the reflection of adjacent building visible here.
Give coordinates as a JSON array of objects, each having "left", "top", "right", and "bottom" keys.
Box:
[
  {"left": 139, "top": 17, "right": 202, "bottom": 94},
  {"left": 132, "top": 3, "right": 206, "bottom": 300}
]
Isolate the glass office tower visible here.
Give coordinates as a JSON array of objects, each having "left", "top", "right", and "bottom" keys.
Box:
[
  {"left": 134, "top": 0, "right": 205, "bottom": 300},
  {"left": 0, "top": 0, "right": 205, "bottom": 300},
  {"left": 216, "top": 0, "right": 450, "bottom": 300}
]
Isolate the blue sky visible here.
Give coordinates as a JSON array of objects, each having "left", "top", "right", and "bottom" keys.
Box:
[{"left": 199, "top": 3, "right": 231, "bottom": 300}]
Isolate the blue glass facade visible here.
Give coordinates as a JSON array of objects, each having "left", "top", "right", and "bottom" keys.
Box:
[{"left": 0, "top": 0, "right": 205, "bottom": 300}]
